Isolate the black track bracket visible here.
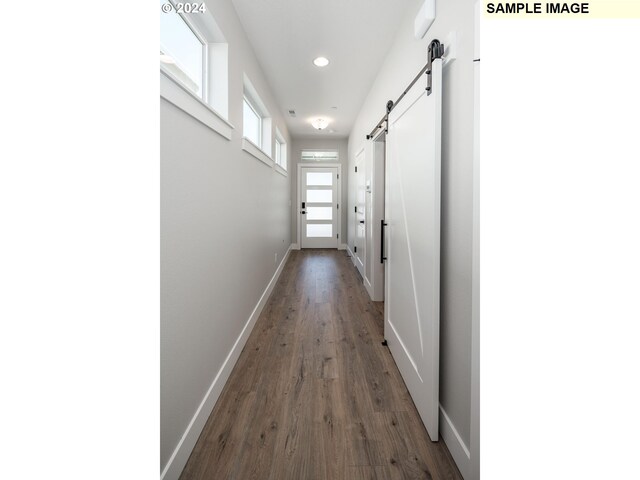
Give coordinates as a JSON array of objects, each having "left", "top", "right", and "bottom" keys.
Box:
[{"left": 426, "top": 39, "right": 444, "bottom": 96}]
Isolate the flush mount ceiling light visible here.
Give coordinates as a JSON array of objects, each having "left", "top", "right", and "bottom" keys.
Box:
[
  {"left": 311, "top": 118, "right": 329, "bottom": 130},
  {"left": 313, "top": 56, "right": 330, "bottom": 67}
]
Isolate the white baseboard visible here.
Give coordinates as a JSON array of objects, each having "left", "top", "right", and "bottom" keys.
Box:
[
  {"left": 364, "top": 276, "right": 374, "bottom": 299},
  {"left": 346, "top": 245, "right": 355, "bottom": 263},
  {"left": 439, "top": 404, "right": 471, "bottom": 479},
  {"left": 160, "top": 244, "right": 293, "bottom": 480},
  {"left": 292, "top": 243, "right": 345, "bottom": 251}
]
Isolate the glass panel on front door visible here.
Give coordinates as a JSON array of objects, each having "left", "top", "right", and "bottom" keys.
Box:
[
  {"left": 306, "top": 172, "right": 333, "bottom": 186},
  {"left": 306, "top": 224, "right": 333, "bottom": 237},
  {"left": 306, "top": 207, "right": 333, "bottom": 220},
  {"left": 306, "top": 189, "right": 332, "bottom": 203}
]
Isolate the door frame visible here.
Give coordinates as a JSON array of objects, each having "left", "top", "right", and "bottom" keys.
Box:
[
  {"left": 469, "top": 2, "right": 480, "bottom": 478},
  {"left": 364, "top": 129, "right": 386, "bottom": 301},
  {"left": 353, "top": 147, "right": 366, "bottom": 276},
  {"left": 296, "top": 163, "right": 342, "bottom": 249}
]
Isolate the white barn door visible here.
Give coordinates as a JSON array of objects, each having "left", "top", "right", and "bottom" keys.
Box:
[{"left": 384, "top": 56, "right": 442, "bottom": 441}]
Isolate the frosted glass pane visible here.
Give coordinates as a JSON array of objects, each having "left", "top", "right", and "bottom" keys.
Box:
[
  {"left": 306, "top": 189, "right": 332, "bottom": 203},
  {"left": 307, "top": 207, "right": 333, "bottom": 220},
  {"left": 243, "top": 99, "right": 261, "bottom": 146},
  {"left": 306, "top": 172, "right": 332, "bottom": 186},
  {"left": 307, "top": 224, "right": 332, "bottom": 238},
  {"left": 301, "top": 151, "right": 339, "bottom": 162},
  {"left": 160, "top": 0, "right": 203, "bottom": 97}
]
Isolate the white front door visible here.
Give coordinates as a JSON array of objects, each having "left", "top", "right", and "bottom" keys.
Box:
[
  {"left": 384, "top": 55, "right": 443, "bottom": 441},
  {"left": 300, "top": 166, "right": 338, "bottom": 249},
  {"left": 354, "top": 149, "right": 365, "bottom": 275}
]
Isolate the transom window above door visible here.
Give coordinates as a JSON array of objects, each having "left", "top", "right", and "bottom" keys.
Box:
[{"left": 301, "top": 150, "right": 339, "bottom": 162}]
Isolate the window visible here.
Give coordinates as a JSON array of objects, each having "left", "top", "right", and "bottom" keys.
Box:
[
  {"left": 243, "top": 97, "right": 262, "bottom": 147},
  {"left": 275, "top": 128, "right": 287, "bottom": 171},
  {"left": 160, "top": 0, "right": 231, "bottom": 138},
  {"left": 242, "top": 75, "right": 272, "bottom": 165},
  {"left": 301, "top": 150, "right": 339, "bottom": 162},
  {"left": 160, "top": 0, "right": 205, "bottom": 98}
]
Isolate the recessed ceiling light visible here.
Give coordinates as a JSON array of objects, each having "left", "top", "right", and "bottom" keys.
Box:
[
  {"left": 160, "top": 53, "right": 175, "bottom": 64},
  {"left": 311, "top": 118, "right": 329, "bottom": 130},
  {"left": 313, "top": 57, "right": 330, "bottom": 67}
]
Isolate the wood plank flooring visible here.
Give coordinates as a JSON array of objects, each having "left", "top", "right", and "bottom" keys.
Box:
[{"left": 179, "top": 249, "right": 462, "bottom": 480}]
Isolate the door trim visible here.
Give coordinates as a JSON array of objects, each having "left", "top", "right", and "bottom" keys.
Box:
[
  {"left": 354, "top": 147, "right": 366, "bottom": 276},
  {"left": 364, "top": 130, "right": 386, "bottom": 301},
  {"left": 297, "top": 163, "right": 342, "bottom": 249},
  {"left": 469, "top": 2, "right": 480, "bottom": 478}
]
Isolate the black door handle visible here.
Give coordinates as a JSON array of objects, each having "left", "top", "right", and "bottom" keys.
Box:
[
  {"left": 381, "top": 220, "right": 387, "bottom": 263},
  {"left": 359, "top": 220, "right": 365, "bottom": 224}
]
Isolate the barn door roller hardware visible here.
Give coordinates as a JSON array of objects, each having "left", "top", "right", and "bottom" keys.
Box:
[
  {"left": 366, "top": 39, "right": 444, "bottom": 140},
  {"left": 426, "top": 39, "right": 444, "bottom": 95}
]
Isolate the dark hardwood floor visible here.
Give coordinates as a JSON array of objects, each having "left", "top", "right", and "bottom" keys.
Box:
[{"left": 179, "top": 249, "right": 462, "bottom": 480}]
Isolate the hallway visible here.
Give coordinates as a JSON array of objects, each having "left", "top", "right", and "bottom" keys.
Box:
[{"left": 180, "top": 250, "right": 462, "bottom": 479}]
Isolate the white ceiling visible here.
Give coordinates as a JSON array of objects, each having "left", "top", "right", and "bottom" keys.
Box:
[{"left": 231, "top": 0, "right": 414, "bottom": 139}]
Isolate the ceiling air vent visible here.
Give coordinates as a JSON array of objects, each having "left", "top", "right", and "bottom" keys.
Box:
[{"left": 288, "top": 109, "right": 296, "bottom": 117}]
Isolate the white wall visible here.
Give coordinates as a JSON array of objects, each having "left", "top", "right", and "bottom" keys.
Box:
[
  {"left": 290, "top": 137, "right": 349, "bottom": 247},
  {"left": 161, "top": 0, "right": 292, "bottom": 476},
  {"left": 347, "top": 0, "right": 476, "bottom": 475}
]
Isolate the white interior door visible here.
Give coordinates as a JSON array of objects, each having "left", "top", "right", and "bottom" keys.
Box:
[
  {"left": 363, "top": 135, "right": 386, "bottom": 301},
  {"left": 300, "top": 166, "right": 338, "bottom": 248},
  {"left": 354, "top": 149, "right": 365, "bottom": 275},
  {"left": 384, "top": 56, "right": 442, "bottom": 441}
]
